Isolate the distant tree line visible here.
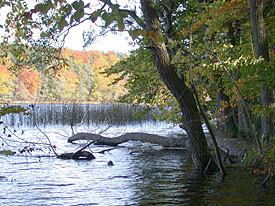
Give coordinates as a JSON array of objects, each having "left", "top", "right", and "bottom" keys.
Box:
[{"left": 0, "top": 49, "right": 127, "bottom": 103}]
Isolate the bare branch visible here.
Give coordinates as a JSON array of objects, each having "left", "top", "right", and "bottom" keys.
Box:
[{"left": 35, "top": 125, "right": 59, "bottom": 156}]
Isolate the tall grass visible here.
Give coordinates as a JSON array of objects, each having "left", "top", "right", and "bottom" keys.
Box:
[{"left": 2, "top": 103, "right": 156, "bottom": 127}]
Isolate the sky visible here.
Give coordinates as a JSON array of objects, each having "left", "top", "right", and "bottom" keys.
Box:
[
  {"left": 63, "top": 0, "right": 139, "bottom": 53},
  {"left": 64, "top": 23, "right": 137, "bottom": 53}
]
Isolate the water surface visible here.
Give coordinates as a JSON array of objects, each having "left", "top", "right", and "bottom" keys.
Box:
[{"left": 0, "top": 104, "right": 274, "bottom": 205}]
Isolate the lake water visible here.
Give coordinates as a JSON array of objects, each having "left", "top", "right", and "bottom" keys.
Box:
[{"left": 0, "top": 104, "right": 274, "bottom": 205}]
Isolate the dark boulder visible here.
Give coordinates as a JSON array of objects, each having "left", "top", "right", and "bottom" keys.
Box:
[{"left": 107, "top": 160, "right": 114, "bottom": 166}]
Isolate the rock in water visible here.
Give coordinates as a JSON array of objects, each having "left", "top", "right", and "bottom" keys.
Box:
[{"left": 107, "top": 160, "right": 114, "bottom": 166}]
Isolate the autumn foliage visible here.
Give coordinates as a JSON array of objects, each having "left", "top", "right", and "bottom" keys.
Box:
[
  {"left": 18, "top": 67, "right": 40, "bottom": 98},
  {"left": 0, "top": 49, "right": 125, "bottom": 103},
  {"left": 0, "top": 65, "right": 14, "bottom": 99}
]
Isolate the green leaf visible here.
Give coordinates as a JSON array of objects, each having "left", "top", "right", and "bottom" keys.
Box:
[
  {"left": 73, "top": 8, "right": 84, "bottom": 22},
  {"left": 0, "top": 2, "right": 10, "bottom": 8},
  {"left": 40, "top": 2, "right": 53, "bottom": 14},
  {"left": 0, "top": 150, "right": 15, "bottom": 156},
  {"left": 102, "top": 13, "right": 113, "bottom": 27},
  {"left": 119, "top": 11, "right": 128, "bottom": 18},
  {"left": 72, "top": 0, "right": 84, "bottom": 10},
  {"left": 65, "top": 5, "right": 72, "bottom": 16},
  {"left": 118, "top": 19, "right": 125, "bottom": 31},
  {"left": 128, "top": 29, "right": 146, "bottom": 40},
  {"left": 111, "top": 4, "right": 120, "bottom": 15},
  {"left": 41, "top": 32, "right": 51, "bottom": 38},
  {"left": 90, "top": 9, "right": 103, "bottom": 23},
  {"left": 72, "top": 1, "right": 78, "bottom": 10},
  {"left": 58, "top": 18, "right": 68, "bottom": 31},
  {"left": 70, "top": 15, "right": 74, "bottom": 24}
]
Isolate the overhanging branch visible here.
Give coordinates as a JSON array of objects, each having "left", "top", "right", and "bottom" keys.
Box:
[{"left": 100, "top": 0, "right": 146, "bottom": 29}]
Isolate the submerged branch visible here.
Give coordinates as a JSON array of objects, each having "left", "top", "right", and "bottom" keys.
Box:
[{"left": 36, "top": 125, "right": 58, "bottom": 157}]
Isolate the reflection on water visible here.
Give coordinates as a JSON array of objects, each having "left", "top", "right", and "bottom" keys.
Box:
[
  {"left": 2, "top": 103, "right": 155, "bottom": 127},
  {"left": 0, "top": 104, "right": 274, "bottom": 205},
  {"left": 1, "top": 146, "right": 274, "bottom": 206}
]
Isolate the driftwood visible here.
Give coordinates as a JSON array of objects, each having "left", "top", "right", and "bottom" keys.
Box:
[
  {"left": 68, "top": 132, "right": 187, "bottom": 147},
  {"left": 57, "top": 139, "right": 98, "bottom": 160},
  {"left": 57, "top": 151, "right": 95, "bottom": 160}
]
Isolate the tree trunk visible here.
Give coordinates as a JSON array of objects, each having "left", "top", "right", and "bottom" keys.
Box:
[
  {"left": 215, "top": 18, "right": 240, "bottom": 137},
  {"left": 250, "top": 0, "right": 274, "bottom": 141},
  {"left": 238, "top": 105, "right": 250, "bottom": 136},
  {"left": 216, "top": 87, "right": 238, "bottom": 137},
  {"left": 140, "top": 0, "right": 215, "bottom": 172}
]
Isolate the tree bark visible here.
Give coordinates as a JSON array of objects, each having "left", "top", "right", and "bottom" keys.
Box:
[
  {"left": 250, "top": 0, "right": 274, "bottom": 141},
  {"left": 140, "top": 0, "right": 215, "bottom": 172}
]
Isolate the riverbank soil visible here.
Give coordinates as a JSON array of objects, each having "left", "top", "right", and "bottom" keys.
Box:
[{"left": 209, "top": 131, "right": 275, "bottom": 182}]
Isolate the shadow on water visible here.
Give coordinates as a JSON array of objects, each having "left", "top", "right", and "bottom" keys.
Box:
[{"left": 129, "top": 148, "right": 275, "bottom": 206}]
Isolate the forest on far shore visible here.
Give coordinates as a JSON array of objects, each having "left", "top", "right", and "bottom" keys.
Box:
[{"left": 0, "top": 48, "right": 127, "bottom": 104}]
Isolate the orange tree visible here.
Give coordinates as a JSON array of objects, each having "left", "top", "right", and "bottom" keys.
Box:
[{"left": 18, "top": 67, "right": 40, "bottom": 99}]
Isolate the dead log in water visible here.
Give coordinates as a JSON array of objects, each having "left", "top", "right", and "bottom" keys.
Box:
[
  {"left": 67, "top": 132, "right": 247, "bottom": 164},
  {"left": 57, "top": 151, "right": 95, "bottom": 160},
  {"left": 68, "top": 132, "right": 188, "bottom": 147}
]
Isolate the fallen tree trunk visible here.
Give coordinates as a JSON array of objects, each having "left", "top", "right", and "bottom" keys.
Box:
[
  {"left": 68, "top": 132, "right": 187, "bottom": 147},
  {"left": 68, "top": 132, "right": 247, "bottom": 164}
]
